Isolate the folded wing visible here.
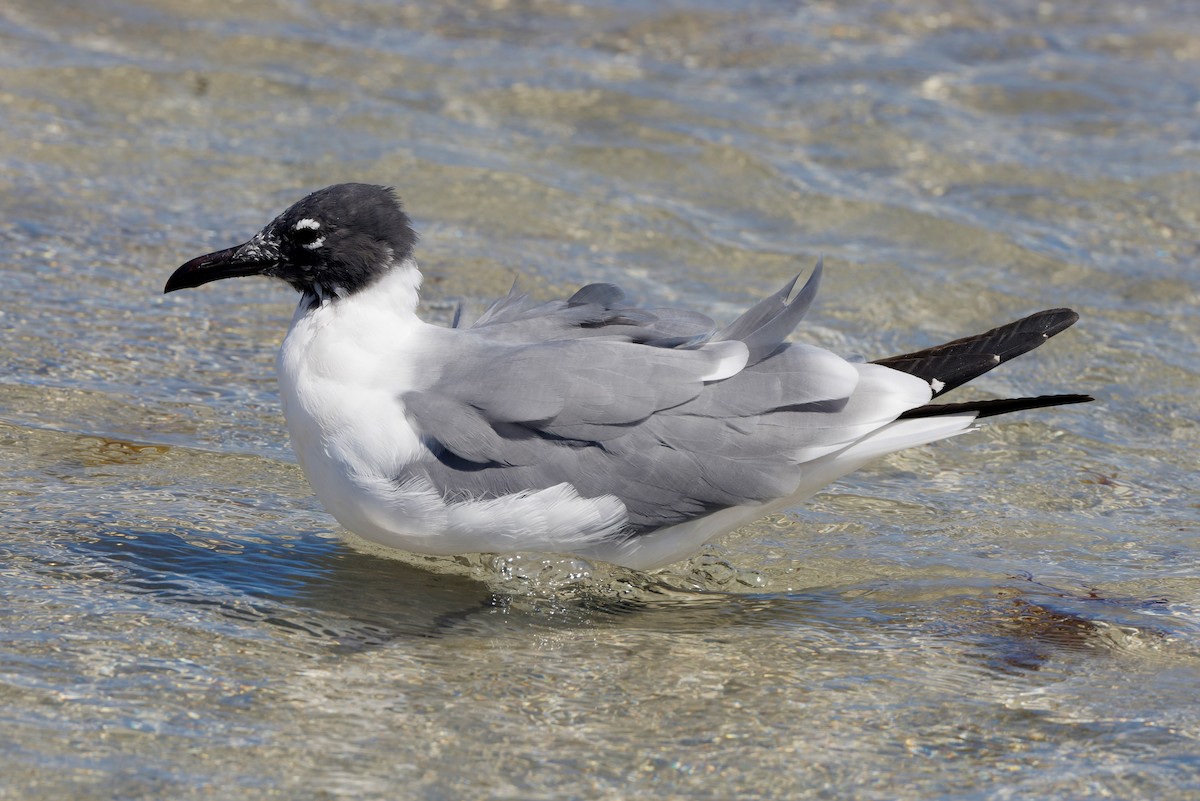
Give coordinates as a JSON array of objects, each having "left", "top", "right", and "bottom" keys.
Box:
[{"left": 401, "top": 267, "right": 936, "bottom": 533}]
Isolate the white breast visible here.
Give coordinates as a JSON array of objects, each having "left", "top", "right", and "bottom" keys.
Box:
[{"left": 276, "top": 264, "right": 450, "bottom": 542}]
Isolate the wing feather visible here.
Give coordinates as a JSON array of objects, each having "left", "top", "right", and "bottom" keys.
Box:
[{"left": 400, "top": 265, "right": 935, "bottom": 534}]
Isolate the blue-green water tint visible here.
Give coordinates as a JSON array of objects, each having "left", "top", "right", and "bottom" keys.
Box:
[{"left": 2, "top": 0, "right": 1198, "bottom": 798}]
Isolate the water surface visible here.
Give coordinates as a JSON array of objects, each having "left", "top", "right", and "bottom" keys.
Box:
[{"left": 2, "top": 0, "right": 1199, "bottom": 798}]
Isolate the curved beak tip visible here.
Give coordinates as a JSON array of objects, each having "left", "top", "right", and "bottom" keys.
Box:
[
  {"left": 163, "top": 256, "right": 212, "bottom": 294},
  {"left": 163, "top": 269, "right": 190, "bottom": 294}
]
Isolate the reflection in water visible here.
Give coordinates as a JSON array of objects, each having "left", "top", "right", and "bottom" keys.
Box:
[
  {"left": 63, "top": 508, "right": 1186, "bottom": 677},
  {"left": 64, "top": 525, "right": 495, "bottom": 650}
]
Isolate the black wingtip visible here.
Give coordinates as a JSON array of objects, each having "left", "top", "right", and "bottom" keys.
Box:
[
  {"left": 898, "top": 393, "right": 1094, "bottom": 420},
  {"left": 874, "top": 307, "right": 1083, "bottom": 398}
]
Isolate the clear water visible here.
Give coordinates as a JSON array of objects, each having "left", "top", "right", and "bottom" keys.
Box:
[{"left": 2, "top": 0, "right": 1198, "bottom": 798}]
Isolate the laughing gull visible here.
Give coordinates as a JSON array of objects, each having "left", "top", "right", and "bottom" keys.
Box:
[{"left": 165, "top": 183, "right": 1091, "bottom": 570}]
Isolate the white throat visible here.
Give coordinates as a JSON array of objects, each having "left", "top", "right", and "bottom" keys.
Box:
[
  {"left": 277, "top": 256, "right": 430, "bottom": 493},
  {"left": 295, "top": 256, "right": 423, "bottom": 320}
]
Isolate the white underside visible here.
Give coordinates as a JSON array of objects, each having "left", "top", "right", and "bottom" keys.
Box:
[{"left": 277, "top": 263, "right": 978, "bottom": 571}]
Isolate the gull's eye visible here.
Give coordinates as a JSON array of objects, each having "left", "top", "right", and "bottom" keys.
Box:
[{"left": 291, "top": 218, "right": 326, "bottom": 250}]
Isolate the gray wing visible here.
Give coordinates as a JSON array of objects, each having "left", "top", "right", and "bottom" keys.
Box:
[
  {"left": 404, "top": 265, "right": 889, "bottom": 533},
  {"left": 466, "top": 281, "right": 719, "bottom": 348}
]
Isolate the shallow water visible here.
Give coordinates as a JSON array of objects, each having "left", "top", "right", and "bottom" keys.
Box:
[{"left": 2, "top": 0, "right": 1199, "bottom": 798}]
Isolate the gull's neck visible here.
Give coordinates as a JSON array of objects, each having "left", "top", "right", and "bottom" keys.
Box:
[{"left": 294, "top": 257, "right": 423, "bottom": 322}]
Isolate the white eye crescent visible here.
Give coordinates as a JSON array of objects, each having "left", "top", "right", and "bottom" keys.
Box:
[{"left": 292, "top": 218, "right": 325, "bottom": 250}]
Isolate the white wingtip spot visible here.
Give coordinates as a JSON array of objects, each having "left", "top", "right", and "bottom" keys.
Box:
[{"left": 930, "top": 378, "right": 945, "bottom": 393}]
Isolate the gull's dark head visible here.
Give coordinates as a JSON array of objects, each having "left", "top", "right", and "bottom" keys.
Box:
[{"left": 165, "top": 183, "right": 417, "bottom": 301}]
